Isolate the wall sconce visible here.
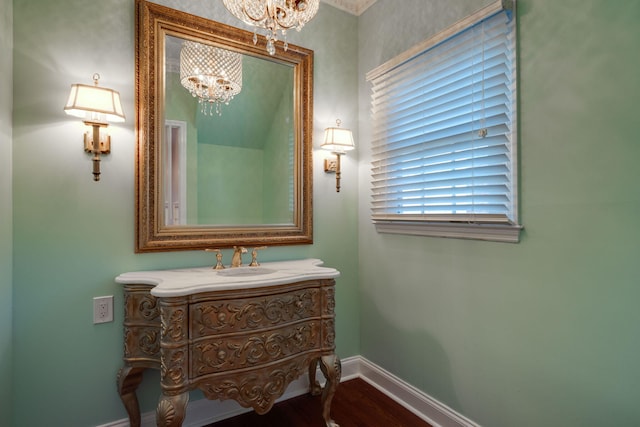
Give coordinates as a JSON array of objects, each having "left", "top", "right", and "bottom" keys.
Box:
[
  {"left": 321, "top": 119, "right": 355, "bottom": 192},
  {"left": 64, "top": 73, "right": 125, "bottom": 181}
]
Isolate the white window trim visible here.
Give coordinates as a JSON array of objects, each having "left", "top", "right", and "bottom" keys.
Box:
[
  {"left": 366, "top": 0, "right": 521, "bottom": 243},
  {"left": 374, "top": 221, "right": 522, "bottom": 243}
]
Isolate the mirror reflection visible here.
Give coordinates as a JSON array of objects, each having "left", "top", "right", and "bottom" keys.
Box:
[
  {"left": 163, "top": 35, "right": 295, "bottom": 226},
  {"left": 135, "top": 0, "right": 313, "bottom": 252}
]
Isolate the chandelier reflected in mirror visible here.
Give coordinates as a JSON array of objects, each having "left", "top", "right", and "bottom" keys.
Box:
[
  {"left": 222, "top": 0, "right": 320, "bottom": 55},
  {"left": 180, "top": 41, "right": 243, "bottom": 116}
]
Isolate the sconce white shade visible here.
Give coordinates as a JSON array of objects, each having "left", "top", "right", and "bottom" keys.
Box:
[
  {"left": 321, "top": 120, "right": 355, "bottom": 153},
  {"left": 63, "top": 74, "right": 125, "bottom": 182},
  {"left": 64, "top": 81, "right": 125, "bottom": 123}
]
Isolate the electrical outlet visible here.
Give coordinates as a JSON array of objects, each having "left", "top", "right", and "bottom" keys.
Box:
[{"left": 93, "top": 295, "right": 114, "bottom": 324}]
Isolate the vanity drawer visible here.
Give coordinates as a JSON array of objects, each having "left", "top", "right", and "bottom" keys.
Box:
[
  {"left": 123, "top": 284, "right": 161, "bottom": 364},
  {"left": 190, "top": 285, "right": 322, "bottom": 338},
  {"left": 124, "top": 325, "right": 160, "bottom": 361},
  {"left": 124, "top": 284, "right": 160, "bottom": 323},
  {"left": 191, "top": 319, "right": 322, "bottom": 377}
]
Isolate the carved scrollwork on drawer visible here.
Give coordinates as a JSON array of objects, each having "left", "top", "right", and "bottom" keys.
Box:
[
  {"left": 192, "top": 322, "right": 320, "bottom": 376},
  {"left": 139, "top": 295, "right": 160, "bottom": 320},
  {"left": 161, "top": 307, "right": 186, "bottom": 343},
  {"left": 192, "top": 288, "right": 320, "bottom": 337},
  {"left": 159, "top": 301, "right": 189, "bottom": 390},
  {"left": 322, "top": 319, "right": 336, "bottom": 348},
  {"left": 124, "top": 326, "right": 160, "bottom": 358},
  {"left": 198, "top": 355, "right": 313, "bottom": 414},
  {"left": 139, "top": 329, "right": 160, "bottom": 356},
  {"left": 124, "top": 285, "right": 159, "bottom": 322},
  {"left": 160, "top": 349, "right": 187, "bottom": 389},
  {"left": 323, "top": 285, "right": 336, "bottom": 315}
]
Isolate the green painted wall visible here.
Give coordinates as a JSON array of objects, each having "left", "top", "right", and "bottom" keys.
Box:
[
  {"left": 262, "top": 75, "right": 294, "bottom": 223},
  {"left": 11, "top": 1, "right": 359, "bottom": 426},
  {"left": 195, "top": 55, "right": 293, "bottom": 151},
  {"left": 0, "top": 0, "right": 13, "bottom": 422},
  {"left": 167, "top": 59, "right": 294, "bottom": 224},
  {"left": 358, "top": 1, "right": 640, "bottom": 426},
  {"left": 197, "top": 144, "right": 264, "bottom": 224}
]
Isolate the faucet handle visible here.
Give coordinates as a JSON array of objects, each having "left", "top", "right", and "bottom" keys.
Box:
[
  {"left": 205, "top": 248, "right": 225, "bottom": 270},
  {"left": 249, "top": 246, "right": 268, "bottom": 267}
]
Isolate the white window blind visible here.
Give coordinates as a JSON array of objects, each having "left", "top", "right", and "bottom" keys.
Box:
[{"left": 367, "top": 1, "right": 520, "bottom": 241}]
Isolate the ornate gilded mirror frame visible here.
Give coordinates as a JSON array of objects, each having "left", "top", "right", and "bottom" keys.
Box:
[{"left": 135, "top": 0, "right": 313, "bottom": 252}]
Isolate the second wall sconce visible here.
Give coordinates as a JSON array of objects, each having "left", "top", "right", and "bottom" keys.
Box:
[
  {"left": 321, "top": 119, "right": 355, "bottom": 192},
  {"left": 64, "top": 73, "right": 125, "bottom": 181}
]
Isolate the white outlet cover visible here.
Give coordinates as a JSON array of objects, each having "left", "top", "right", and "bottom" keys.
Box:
[{"left": 93, "top": 295, "right": 114, "bottom": 324}]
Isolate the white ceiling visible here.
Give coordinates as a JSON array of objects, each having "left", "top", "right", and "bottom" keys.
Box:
[{"left": 321, "top": 0, "right": 377, "bottom": 16}]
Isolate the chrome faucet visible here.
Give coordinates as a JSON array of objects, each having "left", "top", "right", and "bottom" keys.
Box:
[{"left": 231, "top": 246, "right": 247, "bottom": 267}]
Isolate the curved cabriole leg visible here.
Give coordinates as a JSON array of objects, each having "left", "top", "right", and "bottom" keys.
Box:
[
  {"left": 308, "top": 357, "right": 322, "bottom": 396},
  {"left": 117, "top": 366, "right": 145, "bottom": 427},
  {"left": 319, "top": 354, "right": 341, "bottom": 427},
  {"left": 157, "top": 392, "right": 189, "bottom": 427}
]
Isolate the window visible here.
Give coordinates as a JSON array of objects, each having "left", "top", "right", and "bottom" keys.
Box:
[{"left": 366, "top": 0, "right": 521, "bottom": 242}]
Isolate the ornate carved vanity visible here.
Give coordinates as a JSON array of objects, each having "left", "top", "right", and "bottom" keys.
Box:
[{"left": 116, "top": 259, "right": 341, "bottom": 427}]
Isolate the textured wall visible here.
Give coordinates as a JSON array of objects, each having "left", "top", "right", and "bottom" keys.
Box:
[
  {"left": 0, "top": 0, "right": 13, "bottom": 422},
  {"left": 11, "top": 1, "right": 359, "bottom": 425},
  {"left": 197, "top": 144, "right": 264, "bottom": 223},
  {"left": 358, "top": 0, "right": 640, "bottom": 426}
]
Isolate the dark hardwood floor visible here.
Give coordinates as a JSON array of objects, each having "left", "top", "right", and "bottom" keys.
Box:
[{"left": 205, "top": 378, "right": 433, "bottom": 427}]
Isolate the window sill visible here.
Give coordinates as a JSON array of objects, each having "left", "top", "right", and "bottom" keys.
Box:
[{"left": 374, "top": 221, "right": 523, "bottom": 243}]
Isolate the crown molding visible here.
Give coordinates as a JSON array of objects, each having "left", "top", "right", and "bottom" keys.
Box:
[{"left": 321, "top": 0, "right": 377, "bottom": 16}]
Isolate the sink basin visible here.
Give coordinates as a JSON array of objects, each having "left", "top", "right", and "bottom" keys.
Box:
[{"left": 216, "top": 267, "right": 276, "bottom": 277}]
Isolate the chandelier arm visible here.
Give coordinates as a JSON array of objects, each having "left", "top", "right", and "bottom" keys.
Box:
[
  {"left": 241, "top": 0, "right": 270, "bottom": 25},
  {"left": 273, "top": 13, "right": 298, "bottom": 30},
  {"left": 223, "top": 0, "right": 319, "bottom": 54},
  {"left": 238, "top": 0, "right": 308, "bottom": 30}
]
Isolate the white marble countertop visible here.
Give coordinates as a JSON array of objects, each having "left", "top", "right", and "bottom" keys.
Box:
[{"left": 115, "top": 258, "right": 340, "bottom": 297}]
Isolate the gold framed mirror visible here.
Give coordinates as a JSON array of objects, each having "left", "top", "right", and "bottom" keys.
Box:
[{"left": 135, "top": 0, "right": 313, "bottom": 252}]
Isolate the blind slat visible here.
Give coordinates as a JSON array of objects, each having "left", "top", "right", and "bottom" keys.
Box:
[
  {"left": 371, "top": 42, "right": 510, "bottom": 104},
  {"left": 372, "top": 76, "right": 510, "bottom": 138},
  {"left": 372, "top": 134, "right": 509, "bottom": 170},
  {"left": 369, "top": 9, "right": 517, "bottom": 222},
  {"left": 372, "top": 117, "right": 511, "bottom": 160},
  {"left": 372, "top": 164, "right": 510, "bottom": 190}
]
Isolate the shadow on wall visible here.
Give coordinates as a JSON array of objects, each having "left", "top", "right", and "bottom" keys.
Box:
[{"left": 360, "top": 293, "right": 461, "bottom": 410}]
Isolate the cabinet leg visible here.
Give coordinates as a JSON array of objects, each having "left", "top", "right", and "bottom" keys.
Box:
[
  {"left": 308, "top": 357, "right": 322, "bottom": 396},
  {"left": 156, "top": 392, "right": 189, "bottom": 427},
  {"left": 117, "top": 366, "right": 145, "bottom": 427},
  {"left": 319, "top": 354, "right": 341, "bottom": 427}
]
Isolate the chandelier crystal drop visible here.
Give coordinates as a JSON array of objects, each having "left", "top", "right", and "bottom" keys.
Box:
[
  {"left": 222, "top": 0, "right": 320, "bottom": 55},
  {"left": 180, "top": 41, "right": 243, "bottom": 116}
]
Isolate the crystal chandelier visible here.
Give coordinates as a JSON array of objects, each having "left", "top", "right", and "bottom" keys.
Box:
[
  {"left": 222, "top": 0, "right": 320, "bottom": 55},
  {"left": 180, "top": 41, "right": 243, "bottom": 116}
]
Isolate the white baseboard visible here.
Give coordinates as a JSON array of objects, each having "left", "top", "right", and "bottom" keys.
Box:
[
  {"left": 100, "top": 356, "right": 479, "bottom": 427},
  {"left": 352, "top": 357, "right": 481, "bottom": 427}
]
